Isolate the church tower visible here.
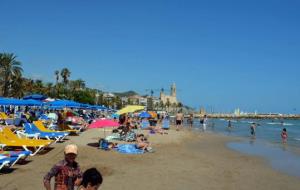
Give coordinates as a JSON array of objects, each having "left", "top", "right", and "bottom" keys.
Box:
[{"left": 171, "top": 83, "right": 176, "bottom": 97}]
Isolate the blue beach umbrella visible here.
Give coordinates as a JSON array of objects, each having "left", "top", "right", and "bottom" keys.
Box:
[
  {"left": 139, "top": 111, "right": 151, "bottom": 118},
  {"left": 23, "top": 94, "right": 47, "bottom": 100}
]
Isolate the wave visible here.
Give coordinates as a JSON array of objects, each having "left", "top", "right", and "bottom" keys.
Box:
[
  {"left": 267, "top": 122, "right": 294, "bottom": 126},
  {"left": 295, "top": 138, "right": 300, "bottom": 141}
]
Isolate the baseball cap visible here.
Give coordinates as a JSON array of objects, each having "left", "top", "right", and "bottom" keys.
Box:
[{"left": 64, "top": 144, "right": 78, "bottom": 155}]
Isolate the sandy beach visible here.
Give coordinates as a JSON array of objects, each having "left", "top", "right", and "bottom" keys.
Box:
[{"left": 1, "top": 126, "right": 299, "bottom": 190}]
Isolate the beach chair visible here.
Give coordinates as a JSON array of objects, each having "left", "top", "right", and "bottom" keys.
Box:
[
  {"left": 0, "top": 128, "right": 52, "bottom": 156},
  {"left": 0, "top": 155, "right": 18, "bottom": 171},
  {"left": 33, "top": 120, "right": 70, "bottom": 137},
  {"left": 58, "top": 123, "right": 80, "bottom": 134},
  {"left": 140, "top": 120, "right": 150, "bottom": 129},
  {"left": 2, "top": 127, "right": 53, "bottom": 145},
  {"left": 0, "top": 150, "right": 32, "bottom": 166},
  {"left": 23, "top": 123, "right": 64, "bottom": 143},
  {"left": 162, "top": 119, "right": 170, "bottom": 130},
  {"left": 0, "top": 112, "right": 9, "bottom": 120}
]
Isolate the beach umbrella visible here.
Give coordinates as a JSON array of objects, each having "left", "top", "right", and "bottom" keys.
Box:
[
  {"left": 148, "top": 111, "right": 157, "bottom": 118},
  {"left": 88, "top": 119, "right": 119, "bottom": 129},
  {"left": 88, "top": 119, "right": 120, "bottom": 136},
  {"left": 116, "top": 105, "right": 145, "bottom": 115},
  {"left": 139, "top": 111, "right": 151, "bottom": 118},
  {"left": 23, "top": 94, "right": 47, "bottom": 100}
]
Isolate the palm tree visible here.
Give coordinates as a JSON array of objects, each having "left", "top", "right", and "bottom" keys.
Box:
[
  {"left": 54, "top": 70, "right": 59, "bottom": 96},
  {"left": 60, "top": 68, "right": 71, "bottom": 86},
  {"left": 54, "top": 70, "right": 60, "bottom": 83},
  {"left": 34, "top": 79, "right": 44, "bottom": 93},
  {"left": 10, "top": 72, "right": 25, "bottom": 98},
  {"left": 0, "top": 53, "right": 23, "bottom": 97},
  {"left": 45, "top": 82, "right": 54, "bottom": 97}
]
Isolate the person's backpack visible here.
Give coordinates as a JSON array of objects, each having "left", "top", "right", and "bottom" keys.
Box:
[
  {"left": 99, "top": 138, "right": 109, "bottom": 150},
  {"left": 200, "top": 119, "right": 204, "bottom": 124}
]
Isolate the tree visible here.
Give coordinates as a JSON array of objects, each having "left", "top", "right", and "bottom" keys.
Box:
[
  {"left": 33, "top": 79, "right": 44, "bottom": 93},
  {"left": 166, "top": 99, "right": 171, "bottom": 112},
  {"left": 10, "top": 72, "right": 25, "bottom": 98},
  {"left": 60, "top": 68, "right": 71, "bottom": 85},
  {"left": 0, "top": 53, "right": 23, "bottom": 96},
  {"left": 54, "top": 70, "right": 60, "bottom": 97}
]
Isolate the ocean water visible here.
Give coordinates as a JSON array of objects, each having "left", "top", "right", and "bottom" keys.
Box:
[
  {"left": 186, "top": 118, "right": 300, "bottom": 147},
  {"left": 183, "top": 118, "right": 300, "bottom": 177}
]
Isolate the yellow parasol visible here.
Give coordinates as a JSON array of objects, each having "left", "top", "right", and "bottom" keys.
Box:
[{"left": 116, "top": 105, "right": 145, "bottom": 115}]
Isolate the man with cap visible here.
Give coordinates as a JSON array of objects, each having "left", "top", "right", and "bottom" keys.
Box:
[{"left": 44, "top": 144, "right": 83, "bottom": 190}]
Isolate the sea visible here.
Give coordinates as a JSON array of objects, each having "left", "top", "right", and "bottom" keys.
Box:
[{"left": 183, "top": 118, "right": 300, "bottom": 178}]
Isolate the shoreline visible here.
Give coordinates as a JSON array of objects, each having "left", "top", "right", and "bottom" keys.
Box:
[{"left": 1, "top": 126, "right": 299, "bottom": 190}]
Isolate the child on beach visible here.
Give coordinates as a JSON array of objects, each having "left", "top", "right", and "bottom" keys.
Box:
[
  {"left": 78, "top": 168, "right": 103, "bottom": 190},
  {"left": 281, "top": 128, "right": 288, "bottom": 143}
]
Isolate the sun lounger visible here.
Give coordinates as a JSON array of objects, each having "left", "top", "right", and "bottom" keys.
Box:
[
  {"left": 23, "top": 123, "right": 65, "bottom": 143},
  {"left": 0, "top": 155, "right": 18, "bottom": 171},
  {"left": 2, "top": 127, "right": 53, "bottom": 145},
  {"left": 0, "top": 128, "right": 52, "bottom": 156},
  {"left": 0, "top": 150, "right": 32, "bottom": 166},
  {"left": 33, "top": 121, "right": 70, "bottom": 137}
]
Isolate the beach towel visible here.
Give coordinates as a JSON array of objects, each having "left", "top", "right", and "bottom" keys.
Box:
[
  {"left": 116, "top": 144, "right": 144, "bottom": 154},
  {"left": 105, "top": 133, "right": 121, "bottom": 141}
]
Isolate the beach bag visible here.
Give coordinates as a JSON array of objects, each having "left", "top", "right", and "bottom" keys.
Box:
[
  {"left": 200, "top": 119, "right": 204, "bottom": 124},
  {"left": 99, "top": 138, "right": 109, "bottom": 150}
]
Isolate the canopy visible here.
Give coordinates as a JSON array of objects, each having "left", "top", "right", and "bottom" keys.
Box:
[
  {"left": 23, "top": 94, "right": 47, "bottom": 100},
  {"left": 88, "top": 119, "right": 119, "bottom": 129},
  {"left": 116, "top": 105, "right": 145, "bottom": 115}
]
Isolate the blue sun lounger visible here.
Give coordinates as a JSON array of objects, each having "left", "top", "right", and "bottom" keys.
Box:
[
  {"left": 0, "top": 155, "right": 18, "bottom": 171},
  {"left": 0, "top": 150, "right": 32, "bottom": 166},
  {"left": 23, "top": 123, "right": 65, "bottom": 142}
]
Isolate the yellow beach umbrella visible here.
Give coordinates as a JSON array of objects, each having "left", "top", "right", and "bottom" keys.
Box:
[{"left": 116, "top": 105, "right": 145, "bottom": 115}]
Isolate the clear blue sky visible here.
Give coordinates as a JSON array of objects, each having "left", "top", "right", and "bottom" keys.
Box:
[{"left": 1, "top": 0, "right": 300, "bottom": 113}]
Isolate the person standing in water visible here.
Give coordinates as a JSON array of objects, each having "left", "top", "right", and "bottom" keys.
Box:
[
  {"left": 200, "top": 115, "right": 208, "bottom": 132},
  {"left": 281, "top": 128, "right": 288, "bottom": 143},
  {"left": 187, "top": 114, "right": 194, "bottom": 128},
  {"left": 250, "top": 123, "right": 256, "bottom": 138},
  {"left": 228, "top": 120, "right": 232, "bottom": 128}
]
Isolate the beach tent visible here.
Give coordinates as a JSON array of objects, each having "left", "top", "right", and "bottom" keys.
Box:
[{"left": 116, "top": 105, "right": 145, "bottom": 115}]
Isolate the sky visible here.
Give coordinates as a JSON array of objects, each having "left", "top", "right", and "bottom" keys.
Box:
[{"left": 1, "top": 0, "right": 300, "bottom": 113}]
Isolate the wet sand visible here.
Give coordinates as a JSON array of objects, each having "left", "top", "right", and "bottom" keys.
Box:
[{"left": 0, "top": 127, "right": 299, "bottom": 190}]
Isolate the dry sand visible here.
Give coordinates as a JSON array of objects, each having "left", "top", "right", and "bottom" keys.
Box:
[{"left": 0, "top": 126, "right": 299, "bottom": 190}]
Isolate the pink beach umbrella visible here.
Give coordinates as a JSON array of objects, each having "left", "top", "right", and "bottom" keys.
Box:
[
  {"left": 88, "top": 119, "right": 120, "bottom": 129},
  {"left": 88, "top": 119, "right": 120, "bottom": 137}
]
